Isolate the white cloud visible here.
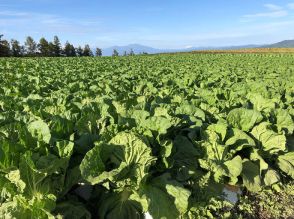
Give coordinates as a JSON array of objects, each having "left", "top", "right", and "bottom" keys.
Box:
[
  {"left": 0, "top": 10, "right": 103, "bottom": 36},
  {"left": 288, "top": 3, "right": 294, "bottom": 9},
  {"left": 264, "top": 4, "right": 283, "bottom": 11},
  {"left": 0, "top": 10, "right": 29, "bottom": 17},
  {"left": 243, "top": 10, "right": 288, "bottom": 18},
  {"left": 243, "top": 3, "right": 288, "bottom": 20}
]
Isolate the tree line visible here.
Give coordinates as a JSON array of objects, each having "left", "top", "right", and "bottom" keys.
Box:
[
  {"left": 112, "top": 49, "right": 148, "bottom": 57},
  {"left": 0, "top": 34, "right": 102, "bottom": 57}
]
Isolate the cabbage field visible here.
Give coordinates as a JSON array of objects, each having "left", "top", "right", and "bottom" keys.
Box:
[{"left": 0, "top": 54, "right": 294, "bottom": 218}]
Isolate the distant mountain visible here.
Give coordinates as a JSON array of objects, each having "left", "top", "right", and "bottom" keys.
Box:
[
  {"left": 102, "top": 44, "right": 162, "bottom": 56},
  {"left": 261, "top": 40, "right": 294, "bottom": 48},
  {"left": 100, "top": 39, "right": 294, "bottom": 56},
  {"left": 101, "top": 44, "right": 226, "bottom": 56},
  {"left": 101, "top": 44, "right": 258, "bottom": 56}
]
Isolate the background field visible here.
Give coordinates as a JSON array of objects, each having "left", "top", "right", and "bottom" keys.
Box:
[
  {"left": 191, "top": 48, "right": 294, "bottom": 54},
  {"left": 157, "top": 48, "right": 294, "bottom": 55}
]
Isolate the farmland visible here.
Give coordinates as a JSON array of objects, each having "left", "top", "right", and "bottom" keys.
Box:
[
  {"left": 0, "top": 54, "right": 294, "bottom": 218},
  {"left": 191, "top": 48, "right": 294, "bottom": 54}
]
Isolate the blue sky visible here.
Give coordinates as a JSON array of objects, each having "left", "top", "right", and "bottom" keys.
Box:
[{"left": 1, "top": 0, "right": 294, "bottom": 48}]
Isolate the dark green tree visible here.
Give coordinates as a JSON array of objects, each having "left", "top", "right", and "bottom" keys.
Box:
[
  {"left": 63, "top": 41, "right": 76, "bottom": 57},
  {"left": 10, "top": 39, "right": 23, "bottom": 57},
  {"left": 123, "top": 51, "right": 127, "bottom": 56},
  {"left": 52, "top": 36, "right": 61, "bottom": 56},
  {"left": 63, "top": 41, "right": 71, "bottom": 56},
  {"left": 24, "top": 36, "right": 37, "bottom": 56},
  {"left": 38, "top": 37, "right": 50, "bottom": 56},
  {"left": 95, "top": 47, "right": 102, "bottom": 57},
  {"left": 0, "top": 35, "right": 11, "bottom": 57},
  {"left": 48, "top": 42, "right": 55, "bottom": 56},
  {"left": 0, "top": 40, "right": 11, "bottom": 57},
  {"left": 83, "top": 44, "right": 93, "bottom": 56},
  {"left": 112, "top": 49, "right": 119, "bottom": 57},
  {"left": 70, "top": 44, "right": 76, "bottom": 57},
  {"left": 76, "top": 46, "right": 83, "bottom": 56}
]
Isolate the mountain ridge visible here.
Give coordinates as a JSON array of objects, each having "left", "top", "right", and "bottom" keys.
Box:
[{"left": 260, "top": 40, "right": 294, "bottom": 48}]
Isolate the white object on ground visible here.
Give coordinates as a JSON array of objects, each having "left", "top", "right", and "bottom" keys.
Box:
[
  {"left": 144, "top": 212, "right": 153, "bottom": 219},
  {"left": 223, "top": 186, "right": 241, "bottom": 204}
]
